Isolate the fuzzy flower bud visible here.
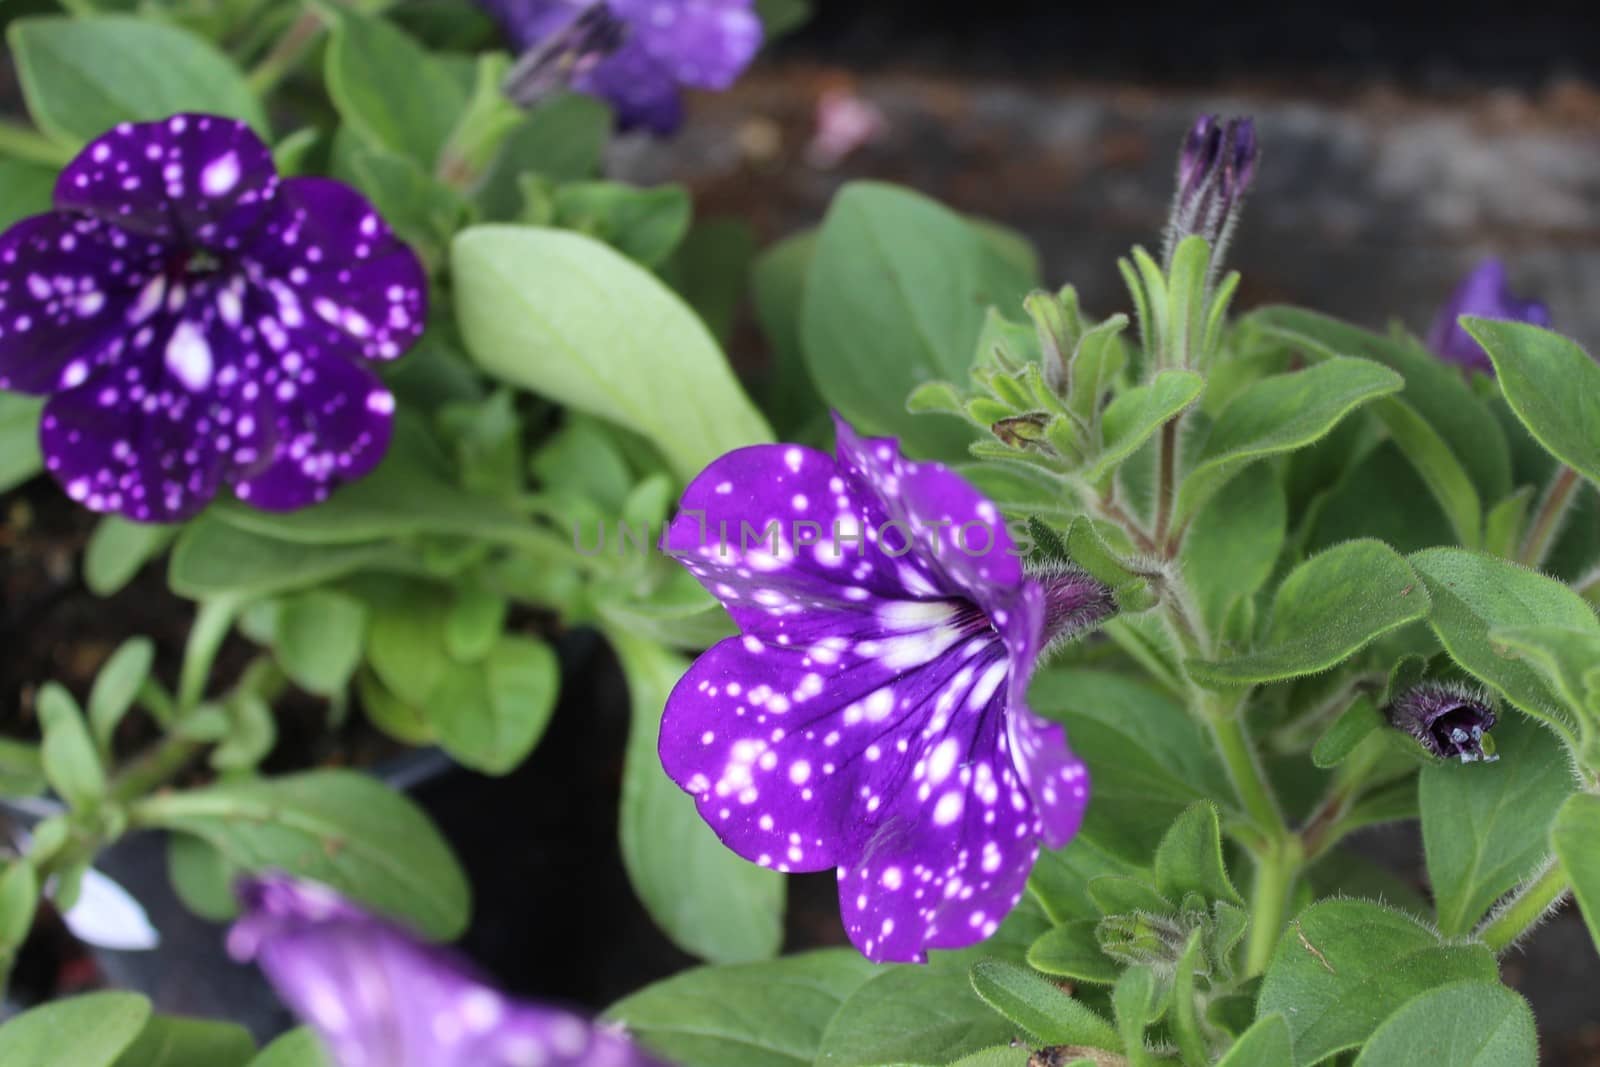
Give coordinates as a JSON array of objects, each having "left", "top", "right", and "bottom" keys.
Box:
[
  {"left": 1166, "top": 114, "right": 1258, "bottom": 265},
  {"left": 1386, "top": 682, "right": 1498, "bottom": 763}
]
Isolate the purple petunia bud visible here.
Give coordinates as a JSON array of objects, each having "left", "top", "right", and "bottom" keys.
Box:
[
  {"left": 1166, "top": 114, "right": 1259, "bottom": 264},
  {"left": 502, "top": 2, "right": 630, "bottom": 108},
  {"left": 1386, "top": 682, "right": 1499, "bottom": 763},
  {"left": 1425, "top": 259, "right": 1553, "bottom": 375}
]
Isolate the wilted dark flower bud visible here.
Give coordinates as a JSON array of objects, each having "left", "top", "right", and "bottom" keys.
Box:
[
  {"left": 502, "top": 2, "right": 629, "bottom": 108},
  {"left": 1167, "top": 114, "right": 1258, "bottom": 264},
  {"left": 993, "top": 413, "right": 1051, "bottom": 450},
  {"left": 1387, "top": 682, "right": 1499, "bottom": 763}
]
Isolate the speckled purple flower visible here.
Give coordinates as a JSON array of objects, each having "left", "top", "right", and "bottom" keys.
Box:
[
  {"left": 0, "top": 114, "right": 427, "bottom": 522},
  {"left": 229, "top": 875, "right": 667, "bottom": 1067},
  {"left": 658, "top": 415, "right": 1114, "bottom": 963},
  {"left": 483, "top": 0, "right": 763, "bottom": 133},
  {"left": 1427, "top": 258, "right": 1552, "bottom": 374},
  {"left": 1386, "top": 681, "right": 1498, "bottom": 763}
]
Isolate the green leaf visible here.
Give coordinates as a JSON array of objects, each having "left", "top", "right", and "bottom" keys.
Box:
[
  {"left": 1181, "top": 463, "right": 1286, "bottom": 636},
  {"left": 1422, "top": 713, "right": 1577, "bottom": 935},
  {"left": 1550, "top": 792, "right": 1600, "bottom": 950},
  {"left": 444, "top": 584, "right": 507, "bottom": 662},
  {"left": 428, "top": 636, "right": 559, "bottom": 774},
  {"left": 1311, "top": 695, "right": 1384, "bottom": 769},
  {"left": 1064, "top": 518, "right": 1156, "bottom": 614},
  {"left": 0, "top": 159, "right": 55, "bottom": 230},
  {"left": 0, "top": 738, "right": 45, "bottom": 798},
  {"left": 9, "top": 17, "right": 266, "bottom": 144},
  {"left": 88, "top": 637, "right": 154, "bottom": 756},
  {"left": 169, "top": 519, "right": 410, "bottom": 599},
  {"left": 1188, "top": 540, "right": 1429, "bottom": 687},
  {"left": 245, "top": 1030, "right": 328, "bottom": 1067},
  {"left": 138, "top": 770, "right": 470, "bottom": 939},
  {"left": 751, "top": 230, "right": 826, "bottom": 438},
  {"left": 0, "top": 992, "right": 151, "bottom": 1067},
  {"left": 1353, "top": 981, "right": 1537, "bottom": 1067},
  {"left": 1087, "top": 370, "right": 1203, "bottom": 482},
  {"left": 84, "top": 518, "right": 177, "bottom": 597},
  {"left": 323, "top": 9, "right": 464, "bottom": 168},
  {"left": 609, "top": 629, "right": 783, "bottom": 963},
  {"left": 1214, "top": 1014, "right": 1293, "bottom": 1067},
  {"left": 111, "top": 1016, "right": 255, "bottom": 1067},
  {"left": 0, "top": 862, "right": 39, "bottom": 978},
  {"left": 1026, "top": 920, "right": 1121, "bottom": 985},
  {"left": 329, "top": 127, "right": 465, "bottom": 269},
  {"left": 815, "top": 965, "right": 1019, "bottom": 1067},
  {"left": 662, "top": 219, "right": 758, "bottom": 345},
  {"left": 1153, "top": 802, "right": 1243, "bottom": 906},
  {"left": 1249, "top": 307, "right": 1512, "bottom": 504},
  {"left": 0, "top": 392, "right": 44, "bottom": 494},
  {"left": 1174, "top": 357, "right": 1403, "bottom": 527},
  {"left": 1257, "top": 899, "right": 1498, "bottom": 1064},
  {"left": 1466, "top": 317, "right": 1600, "bottom": 486},
  {"left": 1031, "top": 669, "right": 1232, "bottom": 860},
  {"left": 554, "top": 181, "right": 691, "bottom": 268},
  {"left": 969, "top": 960, "right": 1120, "bottom": 1048},
  {"left": 606, "top": 949, "right": 878, "bottom": 1067},
  {"left": 1110, "top": 966, "right": 1157, "bottom": 1059},
  {"left": 167, "top": 833, "right": 238, "bottom": 922},
  {"left": 1369, "top": 396, "right": 1483, "bottom": 546},
  {"left": 39, "top": 682, "right": 106, "bottom": 809},
  {"left": 1410, "top": 548, "right": 1600, "bottom": 733},
  {"left": 453, "top": 225, "right": 773, "bottom": 481},
  {"left": 1307, "top": 440, "right": 1457, "bottom": 555},
  {"left": 476, "top": 92, "right": 609, "bottom": 219},
  {"left": 800, "top": 181, "right": 1037, "bottom": 457},
  {"left": 1028, "top": 834, "right": 1147, "bottom": 925},
  {"left": 274, "top": 590, "right": 368, "bottom": 697}
]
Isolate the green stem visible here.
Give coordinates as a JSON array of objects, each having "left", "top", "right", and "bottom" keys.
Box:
[
  {"left": 1519, "top": 465, "right": 1581, "bottom": 569},
  {"left": 1244, "top": 837, "right": 1302, "bottom": 975},
  {"left": 107, "top": 733, "right": 204, "bottom": 805},
  {"left": 246, "top": 7, "right": 327, "bottom": 97},
  {"left": 1479, "top": 862, "right": 1569, "bottom": 952},
  {"left": 0, "top": 118, "right": 73, "bottom": 167},
  {"left": 1153, "top": 420, "right": 1178, "bottom": 552},
  {"left": 1205, "top": 705, "right": 1284, "bottom": 837},
  {"left": 176, "top": 596, "right": 243, "bottom": 715}
]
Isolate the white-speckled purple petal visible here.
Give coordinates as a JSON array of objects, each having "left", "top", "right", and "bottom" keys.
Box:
[
  {"left": 55, "top": 115, "right": 278, "bottom": 249},
  {"left": 231, "top": 351, "right": 394, "bottom": 511},
  {"left": 230, "top": 876, "right": 667, "bottom": 1067},
  {"left": 238, "top": 177, "right": 427, "bottom": 365},
  {"left": 609, "top": 0, "right": 763, "bottom": 89},
  {"left": 576, "top": 41, "right": 685, "bottom": 133},
  {"left": 477, "top": 0, "right": 584, "bottom": 51}
]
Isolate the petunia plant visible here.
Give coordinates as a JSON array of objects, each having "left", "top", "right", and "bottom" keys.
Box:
[{"left": 0, "top": 3, "right": 1597, "bottom": 1066}]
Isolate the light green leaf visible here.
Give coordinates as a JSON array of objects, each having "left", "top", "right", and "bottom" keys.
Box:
[
  {"left": 1181, "top": 463, "right": 1286, "bottom": 636},
  {"left": 323, "top": 9, "right": 464, "bottom": 168},
  {"left": 554, "top": 181, "right": 691, "bottom": 268},
  {"left": 0, "top": 862, "right": 39, "bottom": 979},
  {"left": 969, "top": 960, "right": 1119, "bottom": 1048},
  {"left": 609, "top": 629, "right": 783, "bottom": 963},
  {"left": 1188, "top": 539, "right": 1429, "bottom": 687},
  {"left": 1551, "top": 792, "right": 1600, "bottom": 951},
  {"left": 1214, "top": 1014, "right": 1294, "bottom": 1067},
  {"left": 274, "top": 590, "right": 368, "bottom": 697},
  {"left": 800, "top": 181, "right": 1037, "bottom": 458},
  {"left": 9, "top": 17, "right": 267, "bottom": 144},
  {"left": 1087, "top": 370, "right": 1203, "bottom": 482},
  {"left": 167, "top": 833, "right": 238, "bottom": 922},
  {"left": 111, "top": 1015, "right": 255, "bottom": 1067},
  {"left": 816, "top": 965, "right": 1018, "bottom": 1067},
  {"left": 0, "top": 992, "right": 151, "bottom": 1067},
  {"left": 39, "top": 682, "right": 106, "bottom": 809},
  {"left": 0, "top": 159, "right": 55, "bottom": 230},
  {"left": 0, "top": 392, "right": 44, "bottom": 494},
  {"left": 137, "top": 770, "right": 470, "bottom": 939},
  {"left": 169, "top": 519, "right": 412, "bottom": 599},
  {"left": 1028, "top": 834, "right": 1147, "bottom": 925},
  {"left": 1353, "top": 981, "right": 1537, "bottom": 1067},
  {"left": 84, "top": 518, "right": 177, "bottom": 597},
  {"left": 1153, "top": 802, "right": 1243, "bottom": 906},
  {"left": 1422, "top": 714, "right": 1576, "bottom": 935},
  {"left": 476, "top": 92, "right": 610, "bottom": 219},
  {"left": 1369, "top": 396, "right": 1482, "bottom": 546},
  {"left": 1173, "top": 357, "right": 1403, "bottom": 527},
  {"left": 453, "top": 225, "right": 772, "bottom": 481},
  {"left": 606, "top": 949, "right": 879, "bottom": 1067},
  {"left": 1410, "top": 548, "right": 1600, "bottom": 734},
  {"left": 245, "top": 1029, "right": 329, "bottom": 1067},
  {"left": 1257, "top": 899, "right": 1498, "bottom": 1064},
  {"left": 1026, "top": 920, "right": 1121, "bottom": 985},
  {"left": 751, "top": 230, "right": 825, "bottom": 438},
  {"left": 1467, "top": 317, "right": 1600, "bottom": 486},
  {"left": 428, "top": 636, "right": 559, "bottom": 775},
  {"left": 1311, "top": 696, "right": 1384, "bottom": 770}
]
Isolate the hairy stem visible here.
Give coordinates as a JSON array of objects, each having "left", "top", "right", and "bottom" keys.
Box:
[
  {"left": 1153, "top": 420, "right": 1179, "bottom": 551},
  {"left": 1519, "top": 465, "right": 1581, "bottom": 569},
  {"left": 1244, "top": 836, "right": 1302, "bottom": 975},
  {"left": 1205, "top": 704, "right": 1284, "bottom": 838},
  {"left": 1479, "top": 861, "right": 1570, "bottom": 952},
  {"left": 247, "top": 8, "right": 328, "bottom": 97}
]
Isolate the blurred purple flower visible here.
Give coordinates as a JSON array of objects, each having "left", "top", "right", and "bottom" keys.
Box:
[
  {"left": 230, "top": 875, "right": 668, "bottom": 1067},
  {"left": 1167, "top": 114, "right": 1258, "bottom": 254},
  {"left": 1386, "top": 681, "right": 1498, "bottom": 763},
  {"left": 1426, "top": 258, "right": 1552, "bottom": 374},
  {"left": 0, "top": 115, "right": 426, "bottom": 522},
  {"left": 483, "top": 0, "right": 763, "bottom": 133},
  {"left": 657, "top": 414, "right": 1114, "bottom": 962}
]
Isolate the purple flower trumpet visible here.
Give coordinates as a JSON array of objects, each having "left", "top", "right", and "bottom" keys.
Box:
[
  {"left": 1387, "top": 682, "right": 1499, "bottom": 763},
  {"left": 1426, "top": 258, "right": 1552, "bottom": 375}
]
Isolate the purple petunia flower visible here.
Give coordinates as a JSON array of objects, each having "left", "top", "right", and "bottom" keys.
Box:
[
  {"left": 482, "top": 0, "right": 763, "bottom": 134},
  {"left": 1386, "top": 681, "right": 1499, "bottom": 763},
  {"left": 229, "top": 875, "right": 668, "bottom": 1067},
  {"left": 658, "top": 415, "right": 1114, "bottom": 963},
  {"left": 0, "top": 114, "right": 427, "bottom": 522},
  {"left": 1426, "top": 258, "right": 1552, "bottom": 374}
]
